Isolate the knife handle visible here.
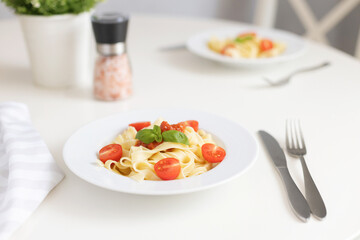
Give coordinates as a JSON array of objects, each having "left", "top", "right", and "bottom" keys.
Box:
[
  {"left": 300, "top": 156, "right": 327, "bottom": 219},
  {"left": 277, "top": 167, "right": 311, "bottom": 222}
]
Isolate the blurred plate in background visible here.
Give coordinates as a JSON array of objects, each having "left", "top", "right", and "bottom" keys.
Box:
[{"left": 186, "top": 26, "right": 307, "bottom": 67}]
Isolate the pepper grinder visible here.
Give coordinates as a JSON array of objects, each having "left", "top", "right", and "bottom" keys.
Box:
[{"left": 91, "top": 12, "right": 132, "bottom": 101}]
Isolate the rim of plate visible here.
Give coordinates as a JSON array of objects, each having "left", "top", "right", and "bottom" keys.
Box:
[
  {"left": 63, "top": 109, "right": 259, "bottom": 195},
  {"left": 186, "top": 26, "right": 307, "bottom": 66}
]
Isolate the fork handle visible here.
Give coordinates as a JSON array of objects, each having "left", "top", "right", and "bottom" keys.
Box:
[
  {"left": 290, "top": 61, "right": 330, "bottom": 77},
  {"left": 277, "top": 167, "right": 311, "bottom": 222},
  {"left": 300, "top": 156, "right": 327, "bottom": 219}
]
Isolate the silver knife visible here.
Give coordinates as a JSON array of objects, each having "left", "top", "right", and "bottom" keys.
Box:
[{"left": 259, "top": 130, "right": 311, "bottom": 222}]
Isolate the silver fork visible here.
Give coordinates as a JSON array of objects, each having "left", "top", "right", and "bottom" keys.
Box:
[
  {"left": 264, "top": 62, "right": 330, "bottom": 87},
  {"left": 286, "top": 120, "right": 327, "bottom": 219}
]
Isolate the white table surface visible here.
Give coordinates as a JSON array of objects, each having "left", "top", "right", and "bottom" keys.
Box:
[{"left": 1, "top": 14, "right": 360, "bottom": 240}]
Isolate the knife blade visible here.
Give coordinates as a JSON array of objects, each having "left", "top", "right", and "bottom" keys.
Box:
[{"left": 259, "top": 130, "right": 311, "bottom": 222}]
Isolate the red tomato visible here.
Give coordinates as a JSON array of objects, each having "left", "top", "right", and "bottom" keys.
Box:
[
  {"left": 99, "top": 144, "right": 123, "bottom": 163},
  {"left": 182, "top": 120, "right": 199, "bottom": 132},
  {"left": 129, "top": 121, "right": 151, "bottom": 131},
  {"left": 171, "top": 122, "right": 186, "bottom": 132},
  {"left": 160, "top": 121, "right": 172, "bottom": 132},
  {"left": 260, "top": 39, "right": 274, "bottom": 52},
  {"left": 154, "top": 158, "right": 181, "bottom": 180},
  {"left": 136, "top": 140, "right": 163, "bottom": 150},
  {"left": 220, "top": 43, "right": 236, "bottom": 55},
  {"left": 160, "top": 121, "right": 186, "bottom": 133},
  {"left": 201, "top": 143, "right": 226, "bottom": 163}
]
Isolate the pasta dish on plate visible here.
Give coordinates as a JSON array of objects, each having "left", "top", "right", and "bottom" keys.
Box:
[
  {"left": 208, "top": 32, "right": 286, "bottom": 59},
  {"left": 97, "top": 118, "right": 226, "bottom": 181}
]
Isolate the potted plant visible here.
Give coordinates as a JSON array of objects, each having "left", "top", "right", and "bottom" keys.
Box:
[{"left": 1, "top": 0, "right": 101, "bottom": 88}]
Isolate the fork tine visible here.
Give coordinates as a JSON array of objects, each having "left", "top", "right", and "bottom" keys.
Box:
[
  {"left": 295, "top": 120, "right": 301, "bottom": 149},
  {"left": 290, "top": 119, "right": 298, "bottom": 149},
  {"left": 297, "top": 120, "right": 307, "bottom": 151},
  {"left": 286, "top": 119, "right": 291, "bottom": 149}
]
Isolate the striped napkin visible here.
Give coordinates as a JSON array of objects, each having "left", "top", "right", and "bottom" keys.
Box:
[{"left": 0, "top": 102, "right": 64, "bottom": 240}]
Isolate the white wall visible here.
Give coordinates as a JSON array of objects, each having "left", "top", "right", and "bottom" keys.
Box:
[
  {"left": 0, "top": 1, "right": 12, "bottom": 18},
  {"left": 1, "top": 0, "right": 359, "bottom": 55}
]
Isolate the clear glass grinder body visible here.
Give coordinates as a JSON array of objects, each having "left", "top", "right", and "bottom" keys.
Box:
[{"left": 92, "top": 13, "right": 132, "bottom": 101}]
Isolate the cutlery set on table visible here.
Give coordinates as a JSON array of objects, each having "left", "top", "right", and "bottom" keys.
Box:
[{"left": 259, "top": 120, "right": 326, "bottom": 222}]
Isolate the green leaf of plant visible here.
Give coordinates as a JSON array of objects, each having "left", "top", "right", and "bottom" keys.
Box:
[
  {"left": 136, "top": 129, "right": 156, "bottom": 144},
  {"left": 2, "top": 0, "right": 101, "bottom": 15},
  {"left": 162, "top": 130, "right": 190, "bottom": 145}
]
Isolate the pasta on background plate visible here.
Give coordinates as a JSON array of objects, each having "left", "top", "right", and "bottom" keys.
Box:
[
  {"left": 97, "top": 118, "right": 227, "bottom": 182},
  {"left": 208, "top": 32, "right": 286, "bottom": 59}
]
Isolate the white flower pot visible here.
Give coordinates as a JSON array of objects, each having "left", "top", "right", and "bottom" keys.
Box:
[{"left": 18, "top": 12, "right": 92, "bottom": 88}]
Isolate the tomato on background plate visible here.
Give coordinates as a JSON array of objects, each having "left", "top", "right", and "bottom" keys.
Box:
[
  {"left": 201, "top": 143, "right": 226, "bottom": 163},
  {"left": 220, "top": 43, "right": 236, "bottom": 55},
  {"left": 260, "top": 39, "right": 274, "bottom": 52},
  {"left": 99, "top": 144, "right": 123, "bottom": 163},
  {"left": 129, "top": 121, "right": 151, "bottom": 131},
  {"left": 154, "top": 158, "right": 181, "bottom": 180}
]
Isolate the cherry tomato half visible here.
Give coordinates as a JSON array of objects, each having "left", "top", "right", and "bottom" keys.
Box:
[
  {"left": 182, "top": 120, "right": 199, "bottom": 132},
  {"left": 260, "top": 39, "right": 274, "bottom": 52},
  {"left": 154, "top": 158, "right": 181, "bottom": 180},
  {"left": 99, "top": 144, "right": 123, "bottom": 163},
  {"left": 129, "top": 121, "right": 151, "bottom": 131},
  {"left": 220, "top": 44, "right": 236, "bottom": 55},
  {"left": 201, "top": 143, "right": 226, "bottom": 163}
]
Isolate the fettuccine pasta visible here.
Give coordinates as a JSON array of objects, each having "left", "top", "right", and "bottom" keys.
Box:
[
  {"left": 97, "top": 118, "right": 225, "bottom": 182},
  {"left": 208, "top": 32, "right": 286, "bottom": 58}
]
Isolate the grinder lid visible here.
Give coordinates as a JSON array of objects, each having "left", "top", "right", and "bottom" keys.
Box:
[{"left": 92, "top": 12, "right": 129, "bottom": 44}]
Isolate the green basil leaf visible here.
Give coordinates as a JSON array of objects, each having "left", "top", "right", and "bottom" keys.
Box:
[
  {"left": 153, "top": 125, "right": 162, "bottom": 143},
  {"left": 162, "top": 130, "right": 190, "bottom": 145},
  {"left": 136, "top": 129, "right": 156, "bottom": 144},
  {"left": 136, "top": 125, "right": 163, "bottom": 144},
  {"left": 235, "top": 35, "right": 253, "bottom": 43}
]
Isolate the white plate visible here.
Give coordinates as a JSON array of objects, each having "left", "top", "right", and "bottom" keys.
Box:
[
  {"left": 186, "top": 27, "right": 307, "bottom": 67},
  {"left": 63, "top": 109, "right": 258, "bottom": 195}
]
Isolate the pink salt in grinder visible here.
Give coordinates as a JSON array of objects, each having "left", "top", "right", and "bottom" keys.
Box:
[{"left": 92, "top": 13, "right": 132, "bottom": 101}]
